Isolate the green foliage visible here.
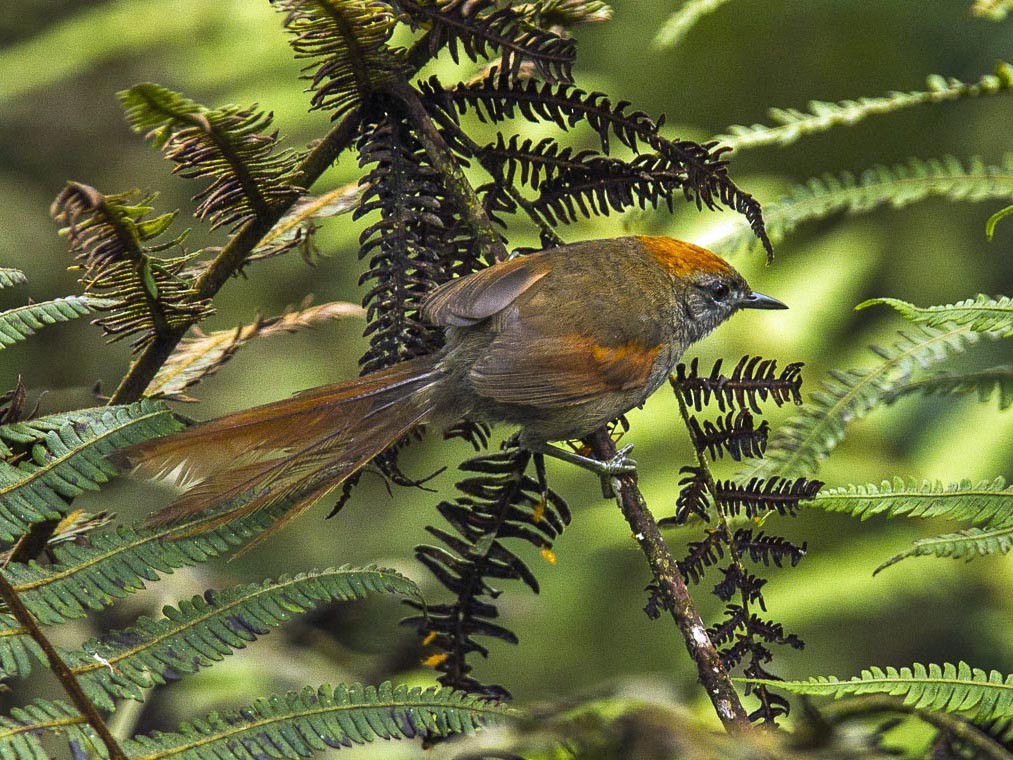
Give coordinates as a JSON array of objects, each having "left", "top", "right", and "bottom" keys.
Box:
[
  {"left": 972, "top": 0, "right": 1013, "bottom": 20},
  {"left": 876, "top": 523, "right": 1013, "bottom": 572},
  {"left": 0, "top": 269, "right": 28, "bottom": 289},
  {"left": 883, "top": 367, "right": 1013, "bottom": 410},
  {"left": 0, "top": 295, "right": 113, "bottom": 349},
  {"left": 860, "top": 294, "right": 1013, "bottom": 337},
  {"left": 0, "top": 699, "right": 100, "bottom": 760},
  {"left": 714, "top": 62, "right": 1013, "bottom": 152},
  {"left": 748, "top": 323, "right": 994, "bottom": 479},
  {"left": 986, "top": 203, "right": 1013, "bottom": 238},
  {"left": 68, "top": 566, "right": 421, "bottom": 710},
  {"left": 705, "top": 155, "right": 1013, "bottom": 255},
  {"left": 652, "top": 0, "right": 733, "bottom": 50},
  {"left": 118, "top": 682, "right": 509, "bottom": 759},
  {"left": 274, "top": 0, "right": 403, "bottom": 118},
  {"left": 119, "top": 83, "right": 302, "bottom": 230},
  {"left": 0, "top": 684, "right": 509, "bottom": 760},
  {"left": 809, "top": 477, "right": 1012, "bottom": 525},
  {"left": 51, "top": 183, "right": 212, "bottom": 349},
  {"left": 740, "top": 662, "right": 1013, "bottom": 723},
  {"left": 0, "top": 401, "right": 180, "bottom": 540}
]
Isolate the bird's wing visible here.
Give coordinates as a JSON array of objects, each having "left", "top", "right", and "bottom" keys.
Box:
[
  {"left": 421, "top": 255, "right": 550, "bottom": 327},
  {"left": 470, "top": 329, "right": 664, "bottom": 409}
]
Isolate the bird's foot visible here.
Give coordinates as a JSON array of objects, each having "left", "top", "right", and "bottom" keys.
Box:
[{"left": 528, "top": 443, "right": 637, "bottom": 498}]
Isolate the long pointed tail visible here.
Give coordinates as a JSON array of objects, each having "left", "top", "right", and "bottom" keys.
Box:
[{"left": 122, "top": 355, "right": 444, "bottom": 533}]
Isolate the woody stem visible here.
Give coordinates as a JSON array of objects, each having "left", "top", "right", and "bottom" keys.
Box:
[{"left": 584, "top": 427, "right": 752, "bottom": 734}]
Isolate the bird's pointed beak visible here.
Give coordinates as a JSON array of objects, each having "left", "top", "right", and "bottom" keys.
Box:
[{"left": 741, "top": 291, "right": 788, "bottom": 310}]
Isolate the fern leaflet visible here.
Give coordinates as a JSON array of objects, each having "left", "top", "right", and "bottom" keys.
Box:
[
  {"left": 0, "top": 269, "right": 28, "bottom": 289},
  {"left": 876, "top": 523, "right": 1013, "bottom": 572},
  {"left": 884, "top": 367, "right": 1013, "bottom": 410},
  {"left": 66, "top": 566, "right": 421, "bottom": 710},
  {"left": 738, "top": 662, "right": 1013, "bottom": 723},
  {"left": 747, "top": 324, "right": 996, "bottom": 479},
  {"left": 701, "top": 155, "right": 1013, "bottom": 255},
  {"left": 860, "top": 294, "right": 1013, "bottom": 337},
  {"left": 120, "top": 682, "right": 509, "bottom": 759},
  {"left": 715, "top": 62, "right": 1013, "bottom": 152},
  {"left": 809, "top": 478, "right": 1013, "bottom": 526},
  {"left": 119, "top": 83, "right": 302, "bottom": 231},
  {"left": 0, "top": 401, "right": 180, "bottom": 540},
  {"left": 0, "top": 296, "right": 114, "bottom": 349}
]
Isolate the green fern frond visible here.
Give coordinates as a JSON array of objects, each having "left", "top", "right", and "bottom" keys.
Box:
[
  {"left": 739, "top": 662, "right": 1013, "bottom": 723},
  {"left": 0, "top": 269, "right": 27, "bottom": 289},
  {"left": 67, "top": 567, "right": 421, "bottom": 710},
  {"left": 876, "top": 523, "right": 1013, "bottom": 572},
  {"left": 0, "top": 296, "right": 114, "bottom": 350},
  {"left": 651, "top": 0, "right": 733, "bottom": 49},
  {"left": 119, "top": 84, "right": 302, "bottom": 231},
  {"left": 972, "top": 0, "right": 1013, "bottom": 20},
  {"left": 884, "top": 366, "right": 1013, "bottom": 410},
  {"left": 701, "top": 155, "right": 1013, "bottom": 256},
  {"left": 0, "top": 699, "right": 101, "bottom": 760},
  {"left": 748, "top": 324, "right": 995, "bottom": 480},
  {"left": 273, "top": 0, "right": 402, "bottom": 118},
  {"left": 51, "top": 183, "right": 212, "bottom": 349},
  {"left": 715, "top": 62, "right": 1013, "bottom": 152},
  {"left": 148, "top": 300, "right": 365, "bottom": 401},
  {"left": 860, "top": 294, "right": 1013, "bottom": 337},
  {"left": 0, "top": 401, "right": 179, "bottom": 540},
  {"left": 809, "top": 478, "right": 1012, "bottom": 525},
  {"left": 121, "top": 682, "right": 509, "bottom": 759},
  {"left": 0, "top": 502, "right": 316, "bottom": 682}
]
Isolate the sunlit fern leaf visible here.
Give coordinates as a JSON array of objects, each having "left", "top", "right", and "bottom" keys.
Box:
[
  {"left": 700, "top": 155, "right": 1013, "bottom": 256},
  {"left": 515, "top": 0, "right": 613, "bottom": 28},
  {"left": 0, "top": 699, "right": 101, "bottom": 760},
  {"left": 876, "top": 523, "right": 1013, "bottom": 573},
  {"left": 250, "top": 182, "right": 362, "bottom": 263},
  {"left": 0, "top": 401, "right": 179, "bottom": 541},
  {"left": 119, "top": 84, "right": 302, "bottom": 231},
  {"left": 972, "top": 0, "right": 1013, "bottom": 20},
  {"left": 425, "top": 71, "right": 772, "bottom": 256},
  {"left": 714, "top": 62, "right": 1013, "bottom": 152},
  {"left": 860, "top": 294, "right": 1013, "bottom": 337},
  {"left": 738, "top": 662, "right": 1013, "bottom": 723},
  {"left": 884, "top": 366, "right": 1013, "bottom": 410},
  {"left": 0, "top": 296, "right": 114, "bottom": 349},
  {"left": 747, "top": 324, "right": 998, "bottom": 480},
  {"left": 51, "top": 183, "right": 212, "bottom": 349},
  {"left": 652, "top": 0, "right": 734, "bottom": 50},
  {"left": 809, "top": 478, "right": 1013, "bottom": 527},
  {"left": 0, "top": 269, "right": 27, "bottom": 289},
  {"left": 274, "top": 0, "right": 403, "bottom": 118},
  {"left": 65, "top": 566, "right": 421, "bottom": 711},
  {"left": 119, "top": 682, "right": 510, "bottom": 759},
  {"left": 400, "top": 0, "right": 576, "bottom": 82},
  {"left": 147, "top": 300, "right": 365, "bottom": 400}
]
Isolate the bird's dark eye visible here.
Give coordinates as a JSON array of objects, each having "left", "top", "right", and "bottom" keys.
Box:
[{"left": 708, "top": 282, "right": 730, "bottom": 301}]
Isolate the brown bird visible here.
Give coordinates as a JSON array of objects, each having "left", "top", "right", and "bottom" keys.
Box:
[{"left": 125, "top": 235, "right": 786, "bottom": 533}]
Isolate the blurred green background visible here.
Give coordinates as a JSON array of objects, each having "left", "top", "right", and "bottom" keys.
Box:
[{"left": 1, "top": 0, "right": 1011, "bottom": 750}]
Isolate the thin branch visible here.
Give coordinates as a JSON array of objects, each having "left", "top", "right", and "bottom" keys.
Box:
[
  {"left": 0, "top": 570, "right": 126, "bottom": 760},
  {"left": 821, "top": 695, "right": 1012, "bottom": 760},
  {"left": 107, "top": 108, "right": 362, "bottom": 405},
  {"left": 583, "top": 427, "right": 752, "bottom": 733}
]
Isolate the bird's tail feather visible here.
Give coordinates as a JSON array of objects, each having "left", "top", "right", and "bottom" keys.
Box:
[{"left": 121, "top": 355, "right": 444, "bottom": 539}]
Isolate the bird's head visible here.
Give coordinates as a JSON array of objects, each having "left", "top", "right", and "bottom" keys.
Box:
[{"left": 636, "top": 235, "right": 788, "bottom": 341}]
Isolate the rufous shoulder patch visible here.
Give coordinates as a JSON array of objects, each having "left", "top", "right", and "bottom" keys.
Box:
[{"left": 636, "top": 236, "right": 733, "bottom": 278}]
